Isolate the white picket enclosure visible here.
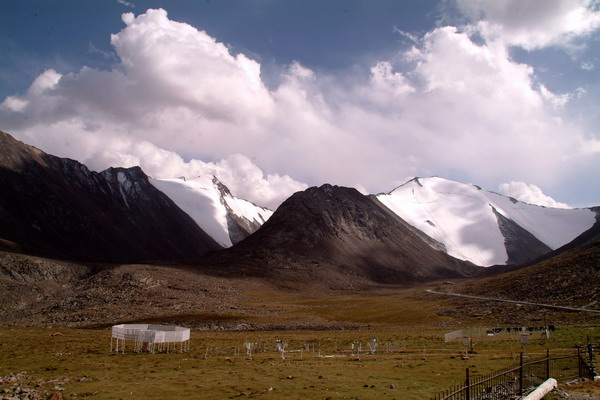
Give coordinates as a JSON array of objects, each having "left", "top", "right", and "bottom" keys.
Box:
[{"left": 110, "top": 324, "right": 190, "bottom": 353}]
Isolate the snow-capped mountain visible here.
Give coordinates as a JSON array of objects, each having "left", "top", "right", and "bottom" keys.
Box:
[
  {"left": 150, "top": 176, "right": 273, "bottom": 247},
  {"left": 376, "top": 177, "right": 597, "bottom": 266},
  {"left": 2, "top": 128, "right": 596, "bottom": 276}
]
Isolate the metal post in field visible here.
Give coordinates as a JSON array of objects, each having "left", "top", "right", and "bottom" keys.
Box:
[
  {"left": 546, "top": 348, "right": 550, "bottom": 380},
  {"left": 578, "top": 347, "right": 582, "bottom": 378},
  {"left": 586, "top": 339, "right": 596, "bottom": 378},
  {"left": 465, "top": 367, "right": 470, "bottom": 400},
  {"left": 520, "top": 333, "right": 529, "bottom": 357},
  {"left": 519, "top": 352, "right": 524, "bottom": 396}
]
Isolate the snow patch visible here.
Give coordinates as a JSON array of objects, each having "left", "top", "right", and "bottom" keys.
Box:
[
  {"left": 225, "top": 196, "right": 272, "bottom": 224},
  {"left": 150, "top": 176, "right": 232, "bottom": 247},
  {"left": 150, "top": 176, "right": 272, "bottom": 247}
]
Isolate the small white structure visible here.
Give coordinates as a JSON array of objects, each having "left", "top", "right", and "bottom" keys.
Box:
[
  {"left": 111, "top": 324, "right": 190, "bottom": 353},
  {"left": 368, "top": 338, "right": 378, "bottom": 354},
  {"left": 275, "top": 340, "right": 288, "bottom": 360}
]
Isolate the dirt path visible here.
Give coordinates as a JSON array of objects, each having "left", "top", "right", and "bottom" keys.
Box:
[{"left": 425, "top": 289, "right": 600, "bottom": 314}]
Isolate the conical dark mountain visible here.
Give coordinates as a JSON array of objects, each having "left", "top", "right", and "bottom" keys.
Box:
[
  {"left": 206, "top": 184, "right": 483, "bottom": 287},
  {"left": 0, "top": 130, "right": 221, "bottom": 262}
]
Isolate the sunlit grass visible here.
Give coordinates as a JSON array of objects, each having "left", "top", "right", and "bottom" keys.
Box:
[{"left": 1, "top": 325, "right": 597, "bottom": 400}]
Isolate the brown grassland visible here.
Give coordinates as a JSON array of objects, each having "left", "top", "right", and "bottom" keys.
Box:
[{"left": 1, "top": 285, "right": 599, "bottom": 400}]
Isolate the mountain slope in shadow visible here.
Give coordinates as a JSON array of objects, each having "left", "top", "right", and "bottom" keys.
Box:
[
  {"left": 442, "top": 217, "right": 600, "bottom": 313},
  {"left": 0, "top": 130, "right": 221, "bottom": 262},
  {"left": 204, "top": 184, "right": 483, "bottom": 288}
]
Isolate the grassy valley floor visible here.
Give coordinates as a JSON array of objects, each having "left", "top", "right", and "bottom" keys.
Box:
[
  {"left": 2, "top": 253, "right": 599, "bottom": 399},
  {"left": 1, "top": 325, "right": 598, "bottom": 400}
]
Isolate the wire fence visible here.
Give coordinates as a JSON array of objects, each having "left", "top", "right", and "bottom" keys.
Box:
[{"left": 430, "top": 348, "right": 595, "bottom": 400}]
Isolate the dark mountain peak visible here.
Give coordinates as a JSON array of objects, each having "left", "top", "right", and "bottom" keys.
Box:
[
  {"left": 288, "top": 183, "right": 369, "bottom": 205},
  {"left": 101, "top": 165, "right": 146, "bottom": 181},
  {"left": 265, "top": 184, "right": 385, "bottom": 243},
  {"left": 288, "top": 184, "right": 362, "bottom": 206},
  {"left": 309, "top": 183, "right": 359, "bottom": 196},
  {"left": 212, "top": 175, "right": 233, "bottom": 198},
  {"left": 210, "top": 184, "right": 480, "bottom": 287},
  {"left": 0, "top": 131, "right": 101, "bottom": 187},
  {"left": 0, "top": 130, "right": 47, "bottom": 170},
  {"left": 99, "top": 166, "right": 154, "bottom": 203},
  {"left": 0, "top": 131, "right": 221, "bottom": 262}
]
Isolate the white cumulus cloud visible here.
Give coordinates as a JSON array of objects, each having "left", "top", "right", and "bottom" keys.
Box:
[
  {"left": 455, "top": 0, "right": 600, "bottom": 50},
  {"left": 1, "top": 7, "right": 599, "bottom": 208},
  {"left": 499, "top": 181, "right": 571, "bottom": 209}
]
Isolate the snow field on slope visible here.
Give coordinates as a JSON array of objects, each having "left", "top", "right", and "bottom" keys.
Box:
[
  {"left": 150, "top": 177, "right": 233, "bottom": 247},
  {"left": 482, "top": 191, "right": 595, "bottom": 249},
  {"left": 378, "top": 177, "right": 596, "bottom": 266},
  {"left": 378, "top": 178, "right": 508, "bottom": 266},
  {"left": 225, "top": 196, "right": 273, "bottom": 225}
]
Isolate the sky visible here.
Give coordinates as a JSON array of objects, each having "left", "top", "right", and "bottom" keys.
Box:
[{"left": 1, "top": 0, "right": 599, "bottom": 209}]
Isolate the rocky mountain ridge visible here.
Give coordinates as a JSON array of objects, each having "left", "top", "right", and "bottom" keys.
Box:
[
  {"left": 0, "top": 130, "right": 221, "bottom": 262},
  {"left": 1, "top": 129, "right": 597, "bottom": 275},
  {"left": 0, "top": 128, "right": 598, "bottom": 327}
]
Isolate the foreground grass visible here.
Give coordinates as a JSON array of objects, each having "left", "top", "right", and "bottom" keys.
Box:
[{"left": 1, "top": 326, "right": 597, "bottom": 400}]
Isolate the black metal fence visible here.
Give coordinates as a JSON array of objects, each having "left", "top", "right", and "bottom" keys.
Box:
[
  {"left": 431, "top": 348, "right": 595, "bottom": 400},
  {"left": 578, "top": 342, "right": 599, "bottom": 378}
]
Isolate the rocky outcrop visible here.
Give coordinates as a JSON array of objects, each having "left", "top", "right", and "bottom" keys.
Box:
[{"left": 213, "top": 176, "right": 272, "bottom": 245}]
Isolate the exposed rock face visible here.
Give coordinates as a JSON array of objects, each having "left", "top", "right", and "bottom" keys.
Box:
[
  {"left": 212, "top": 176, "right": 272, "bottom": 245},
  {"left": 491, "top": 206, "right": 552, "bottom": 265},
  {"left": 226, "top": 208, "right": 262, "bottom": 245},
  {"left": 0, "top": 130, "right": 221, "bottom": 262},
  {"left": 208, "top": 184, "right": 483, "bottom": 287}
]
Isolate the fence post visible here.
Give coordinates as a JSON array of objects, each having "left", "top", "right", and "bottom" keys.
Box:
[
  {"left": 588, "top": 342, "right": 596, "bottom": 378},
  {"left": 465, "top": 367, "right": 470, "bottom": 400},
  {"left": 577, "top": 347, "right": 582, "bottom": 378},
  {"left": 546, "top": 348, "right": 550, "bottom": 380},
  {"left": 519, "top": 352, "right": 524, "bottom": 396}
]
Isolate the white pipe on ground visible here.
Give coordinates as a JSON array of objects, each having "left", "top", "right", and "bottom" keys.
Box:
[{"left": 523, "top": 378, "right": 557, "bottom": 400}]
